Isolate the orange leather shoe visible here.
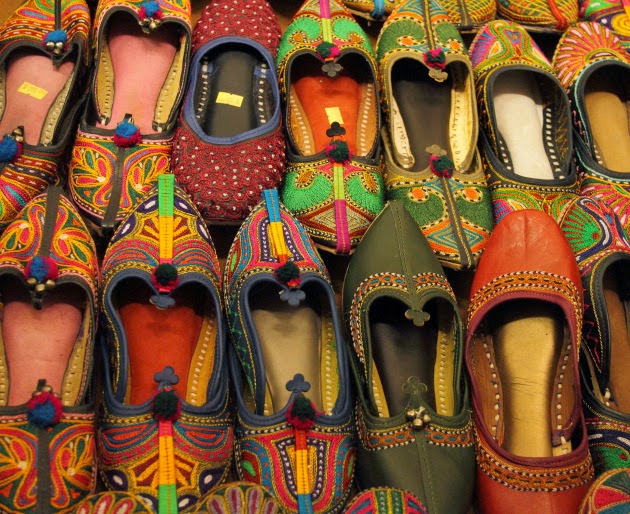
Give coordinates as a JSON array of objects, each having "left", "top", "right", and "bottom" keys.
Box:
[{"left": 466, "top": 209, "right": 594, "bottom": 514}]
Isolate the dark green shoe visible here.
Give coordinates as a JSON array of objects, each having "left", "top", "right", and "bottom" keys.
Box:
[{"left": 342, "top": 200, "right": 475, "bottom": 514}]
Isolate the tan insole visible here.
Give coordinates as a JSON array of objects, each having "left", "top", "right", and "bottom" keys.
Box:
[
  {"left": 99, "top": 16, "right": 178, "bottom": 134},
  {"left": 494, "top": 71, "right": 554, "bottom": 181},
  {"left": 2, "top": 283, "right": 83, "bottom": 405},
  {"left": 585, "top": 68, "right": 630, "bottom": 173},
  {"left": 603, "top": 270, "right": 630, "bottom": 411},
  {"left": 0, "top": 50, "right": 74, "bottom": 145},
  {"left": 250, "top": 286, "right": 323, "bottom": 412},
  {"left": 492, "top": 301, "right": 564, "bottom": 458},
  {"left": 289, "top": 57, "right": 376, "bottom": 157},
  {"left": 370, "top": 298, "right": 438, "bottom": 414},
  {"left": 391, "top": 59, "right": 451, "bottom": 172},
  {"left": 118, "top": 282, "right": 208, "bottom": 404}
]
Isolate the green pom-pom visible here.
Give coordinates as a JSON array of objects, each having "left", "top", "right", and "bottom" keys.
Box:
[
  {"left": 429, "top": 154, "right": 454, "bottom": 177},
  {"left": 154, "top": 263, "right": 178, "bottom": 286},
  {"left": 325, "top": 141, "right": 350, "bottom": 163},
  {"left": 276, "top": 261, "right": 300, "bottom": 284},
  {"left": 286, "top": 394, "right": 317, "bottom": 429},
  {"left": 316, "top": 41, "right": 337, "bottom": 59},
  {"left": 152, "top": 389, "right": 181, "bottom": 421}
]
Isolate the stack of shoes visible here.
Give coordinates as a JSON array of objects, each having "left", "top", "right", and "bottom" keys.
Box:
[
  {"left": 553, "top": 22, "right": 630, "bottom": 236},
  {"left": 224, "top": 189, "right": 355, "bottom": 513},
  {"left": 98, "top": 174, "right": 233, "bottom": 511},
  {"left": 378, "top": 0, "right": 493, "bottom": 270},
  {"left": 470, "top": 20, "right": 579, "bottom": 224},
  {"left": 0, "top": 0, "right": 90, "bottom": 230},
  {"left": 0, "top": 186, "right": 99, "bottom": 513},
  {"left": 278, "top": 0, "right": 384, "bottom": 255},
  {"left": 68, "top": 0, "right": 192, "bottom": 235}
]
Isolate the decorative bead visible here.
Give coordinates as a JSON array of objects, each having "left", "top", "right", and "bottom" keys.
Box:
[
  {"left": 114, "top": 119, "right": 142, "bottom": 147},
  {"left": 24, "top": 256, "right": 59, "bottom": 284},
  {"left": 27, "top": 391, "right": 62, "bottom": 428},
  {"left": 286, "top": 394, "right": 317, "bottom": 430}
]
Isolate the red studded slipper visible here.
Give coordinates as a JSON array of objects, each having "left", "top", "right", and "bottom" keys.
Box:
[{"left": 171, "top": 0, "right": 285, "bottom": 224}]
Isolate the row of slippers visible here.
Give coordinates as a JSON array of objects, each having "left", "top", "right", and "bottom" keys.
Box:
[
  {"left": 0, "top": 175, "right": 630, "bottom": 513},
  {"left": 1, "top": 0, "right": 630, "bottom": 267},
  {"left": 55, "top": 472, "right": 630, "bottom": 513}
]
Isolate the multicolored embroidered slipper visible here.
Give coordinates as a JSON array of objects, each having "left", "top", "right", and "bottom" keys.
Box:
[
  {"left": 377, "top": 0, "right": 493, "bottom": 270},
  {"left": 579, "top": 0, "right": 630, "bottom": 52},
  {"left": 344, "top": 488, "right": 428, "bottom": 513},
  {"left": 69, "top": 0, "right": 192, "bottom": 235},
  {"left": 0, "top": 0, "right": 90, "bottom": 230},
  {"left": 578, "top": 468, "right": 630, "bottom": 513},
  {"left": 466, "top": 209, "right": 594, "bottom": 514},
  {"left": 224, "top": 190, "right": 355, "bottom": 513},
  {"left": 172, "top": 0, "right": 285, "bottom": 224},
  {"left": 0, "top": 186, "right": 98, "bottom": 513},
  {"left": 343, "top": 201, "right": 475, "bottom": 513},
  {"left": 98, "top": 174, "right": 233, "bottom": 512},
  {"left": 497, "top": 0, "right": 577, "bottom": 32},
  {"left": 552, "top": 22, "right": 630, "bottom": 237},
  {"left": 470, "top": 20, "right": 579, "bottom": 225},
  {"left": 558, "top": 196, "right": 630, "bottom": 476},
  {"left": 278, "top": 0, "right": 384, "bottom": 254},
  {"left": 73, "top": 492, "right": 155, "bottom": 513},
  {"left": 342, "top": 0, "right": 496, "bottom": 32},
  {"left": 189, "top": 482, "right": 286, "bottom": 513}
]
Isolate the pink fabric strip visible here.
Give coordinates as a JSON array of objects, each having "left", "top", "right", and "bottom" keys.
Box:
[
  {"left": 334, "top": 199, "right": 351, "bottom": 254},
  {"left": 319, "top": 0, "right": 331, "bottom": 19},
  {"left": 159, "top": 421, "right": 173, "bottom": 437}
]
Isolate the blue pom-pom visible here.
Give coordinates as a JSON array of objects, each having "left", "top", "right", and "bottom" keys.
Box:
[
  {"left": 45, "top": 29, "right": 67, "bottom": 44},
  {"left": 28, "top": 400, "right": 57, "bottom": 428},
  {"left": 141, "top": 1, "right": 160, "bottom": 17},
  {"left": 0, "top": 136, "right": 19, "bottom": 162},
  {"left": 28, "top": 256, "right": 51, "bottom": 282},
  {"left": 115, "top": 121, "right": 139, "bottom": 138}
]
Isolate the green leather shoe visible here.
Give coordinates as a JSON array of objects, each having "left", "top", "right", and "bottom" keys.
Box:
[{"left": 342, "top": 200, "right": 475, "bottom": 514}]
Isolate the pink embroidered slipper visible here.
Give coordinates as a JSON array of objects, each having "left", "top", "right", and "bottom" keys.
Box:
[
  {"left": 69, "top": 0, "right": 192, "bottom": 235},
  {"left": 171, "top": 0, "right": 285, "bottom": 224},
  {"left": 0, "top": 186, "right": 99, "bottom": 513},
  {"left": 0, "top": 0, "right": 90, "bottom": 230}
]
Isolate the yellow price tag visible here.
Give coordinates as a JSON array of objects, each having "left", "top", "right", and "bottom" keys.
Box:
[
  {"left": 17, "top": 82, "right": 48, "bottom": 100},
  {"left": 325, "top": 107, "right": 344, "bottom": 125},
  {"left": 216, "top": 91, "right": 243, "bottom": 108}
]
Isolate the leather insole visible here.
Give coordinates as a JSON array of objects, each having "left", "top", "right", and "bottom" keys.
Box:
[
  {"left": 1, "top": 280, "right": 83, "bottom": 406},
  {"left": 585, "top": 67, "right": 630, "bottom": 173},
  {"left": 0, "top": 50, "right": 74, "bottom": 145},
  {"left": 118, "top": 281, "right": 209, "bottom": 405},
  {"left": 99, "top": 15, "right": 178, "bottom": 134},
  {"left": 603, "top": 267, "right": 630, "bottom": 411},
  {"left": 493, "top": 71, "right": 554, "bottom": 181},
  {"left": 201, "top": 49, "right": 261, "bottom": 138},
  {"left": 370, "top": 297, "right": 437, "bottom": 414},
  {"left": 289, "top": 55, "right": 377, "bottom": 156},
  {"left": 391, "top": 59, "right": 451, "bottom": 172},
  {"left": 491, "top": 301, "right": 564, "bottom": 458},
  {"left": 250, "top": 283, "right": 325, "bottom": 413}
]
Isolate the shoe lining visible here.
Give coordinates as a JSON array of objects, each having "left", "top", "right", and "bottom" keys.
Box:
[
  {"left": 603, "top": 263, "right": 630, "bottom": 412},
  {"left": 584, "top": 65, "right": 630, "bottom": 173},
  {"left": 288, "top": 54, "right": 377, "bottom": 157},
  {"left": 95, "top": 13, "right": 181, "bottom": 133},
  {"left": 194, "top": 44, "right": 273, "bottom": 139},
  {"left": 368, "top": 297, "right": 457, "bottom": 417},
  {"left": 0, "top": 276, "right": 88, "bottom": 407},
  {"left": 391, "top": 59, "right": 452, "bottom": 172},
  {"left": 0, "top": 49, "right": 75, "bottom": 145},
  {"left": 493, "top": 71, "right": 555, "bottom": 181},
  {"left": 473, "top": 300, "right": 574, "bottom": 458},
  {"left": 116, "top": 279, "right": 217, "bottom": 406},
  {"left": 249, "top": 281, "right": 338, "bottom": 415}
]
